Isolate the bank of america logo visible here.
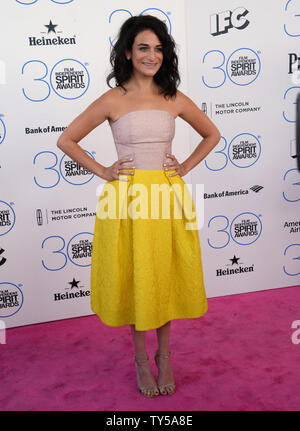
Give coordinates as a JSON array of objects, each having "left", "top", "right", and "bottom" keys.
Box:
[{"left": 250, "top": 185, "right": 263, "bottom": 193}]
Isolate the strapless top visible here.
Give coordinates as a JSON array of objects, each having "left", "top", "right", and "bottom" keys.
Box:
[{"left": 109, "top": 109, "right": 176, "bottom": 170}]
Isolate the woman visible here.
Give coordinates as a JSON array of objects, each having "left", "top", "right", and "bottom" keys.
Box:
[{"left": 57, "top": 15, "right": 220, "bottom": 398}]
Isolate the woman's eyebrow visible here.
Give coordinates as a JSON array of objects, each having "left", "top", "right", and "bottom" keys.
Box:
[{"left": 137, "top": 43, "right": 163, "bottom": 47}]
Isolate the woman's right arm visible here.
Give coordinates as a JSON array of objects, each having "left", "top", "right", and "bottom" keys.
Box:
[{"left": 56, "top": 91, "right": 123, "bottom": 181}]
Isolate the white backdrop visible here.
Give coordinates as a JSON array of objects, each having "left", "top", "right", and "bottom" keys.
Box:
[
  {"left": 0, "top": 0, "right": 299, "bottom": 329},
  {"left": 186, "top": 0, "right": 300, "bottom": 298}
]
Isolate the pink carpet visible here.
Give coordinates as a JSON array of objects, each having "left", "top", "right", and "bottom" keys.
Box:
[{"left": 1, "top": 285, "right": 300, "bottom": 411}]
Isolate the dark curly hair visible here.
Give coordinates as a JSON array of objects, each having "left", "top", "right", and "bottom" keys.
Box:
[{"left": 106, "top": 15, "right": 180, "bottom": 99}]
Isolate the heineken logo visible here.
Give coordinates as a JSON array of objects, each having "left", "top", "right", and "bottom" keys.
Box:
[
  {"left": 29, "top": 20, "right": 77, "bottom": 47},
  {"left": 53, "top": 278, "right": 90, "bottom": 302},
  {"left": 216, "top": 255, "right": 255, "bottom": 277}
]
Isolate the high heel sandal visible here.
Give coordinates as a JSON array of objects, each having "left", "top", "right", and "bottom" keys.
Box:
[
  {"left": 154, "top": 349, "right": 176, "bottom": 396},
  {"left": 134, "top": 354, "right": 160, "bottom": 398}
]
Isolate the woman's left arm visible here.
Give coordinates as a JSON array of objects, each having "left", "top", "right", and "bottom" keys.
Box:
[{"left": 167, "top": 90, "right": 221, "bottom": 177}]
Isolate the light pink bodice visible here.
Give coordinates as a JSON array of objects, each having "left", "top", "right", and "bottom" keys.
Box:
[{"left": 109, "top": 109, "right": 175, "bottom": 170}]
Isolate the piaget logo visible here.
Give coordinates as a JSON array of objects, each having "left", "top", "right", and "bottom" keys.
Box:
[{"left": 29, "top": 20, "right": 77, "bottom": 46}]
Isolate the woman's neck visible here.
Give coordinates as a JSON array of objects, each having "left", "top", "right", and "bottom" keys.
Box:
[{"left": 125, "top": 73, "right": 159, "bottom": 95}]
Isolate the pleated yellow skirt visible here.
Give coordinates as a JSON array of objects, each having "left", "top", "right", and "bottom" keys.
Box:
[{"left": 90, "top": 168, "right": 207, "bottom": 331}]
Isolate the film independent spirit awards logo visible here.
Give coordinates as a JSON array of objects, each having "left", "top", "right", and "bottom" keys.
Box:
[
  {"left": 0, "top": 283, "right": 24, "bottom": 318},
  {"left": 0, "top": 201, "right": 15, "bottom": 236},
  {"left": 27, "top": 20, "right": 89, "bottom": 99},
  {"left": 232, "top": 214, "right": 262, "bottom": 246},
  {"left": 204, "top": 8, "right": 260, "bottom": 87}
]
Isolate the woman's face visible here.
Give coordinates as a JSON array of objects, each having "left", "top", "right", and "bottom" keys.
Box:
[{"left": 127, "top": 29, "right": 163, "bottom": 77}]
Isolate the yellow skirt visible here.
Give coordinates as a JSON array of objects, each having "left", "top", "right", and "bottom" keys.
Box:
[{"left": 90, "top": 168, "right": 207, "bottom": 331}]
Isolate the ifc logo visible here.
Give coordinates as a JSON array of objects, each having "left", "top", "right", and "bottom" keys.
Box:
[{"left": 210, "top": 7, "right": 250, "bottom": 36}]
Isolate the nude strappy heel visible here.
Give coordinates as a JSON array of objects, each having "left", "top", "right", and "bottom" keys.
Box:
[
  {"left": 154, "top": 349, "right": 176, "bottom": 396},
  {"left": 134, "top": 354, "right": 160, "bottom": 398}
]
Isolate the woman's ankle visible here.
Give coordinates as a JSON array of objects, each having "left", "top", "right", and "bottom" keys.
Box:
[
  {"left": 156, "top": 348, "right": 171, "bottom": 356},
  {"left": 134, "top": 352, "right": 148, "bottom": 360}
]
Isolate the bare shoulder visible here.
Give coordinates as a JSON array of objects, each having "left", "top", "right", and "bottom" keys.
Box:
[
  {"left": 174, "top": 89, "right": 220, "bottom": 138},
  {"left": 57, "top": 88, "right": 122, "bottom": 143},
  {"left": 101, "top": 86, "right": 125, "bottom": 102},
  {"left": 90, "top": 87, "right": 118, "bottom": 115},
  {"left": 174, "top": 90, "right": 200, "bottom": 117},
  {"left": 100, "top": 86, "right": 128, "bottom": 121}
]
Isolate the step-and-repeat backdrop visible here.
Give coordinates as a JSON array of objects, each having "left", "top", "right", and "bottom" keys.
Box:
[
  {"left": 1, "top": 0, "right": 299, "bottom": 328},
  {"left": 187, "top": 0, "right": 300, "bottom": 298}
]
